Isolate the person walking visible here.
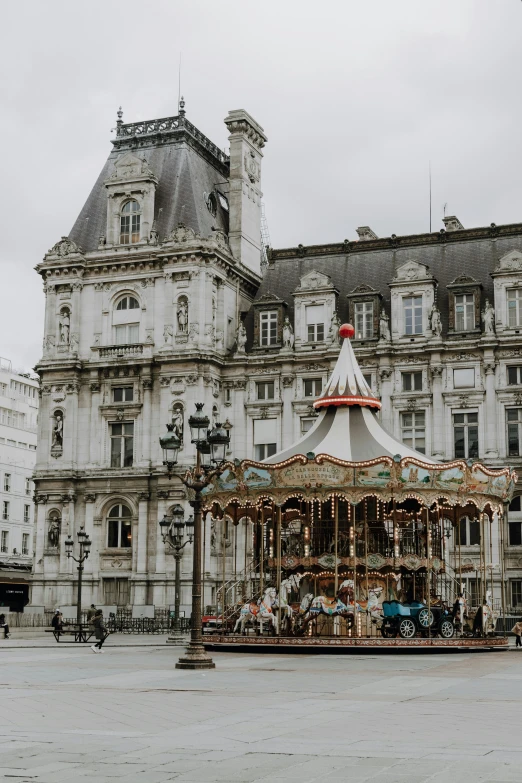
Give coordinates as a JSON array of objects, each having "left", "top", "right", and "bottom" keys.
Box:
[
  {"left": 512, "top": 620, "right": 522, "bottom": 648},
  {"left": 91, "top": 609, "right": 109, "bottom": 654},
  {"left": 51, "top": 610, "right": 65, "bottom": 639},
  {"left": 0, "top": 613, "right": 10, "bottom": 639}
]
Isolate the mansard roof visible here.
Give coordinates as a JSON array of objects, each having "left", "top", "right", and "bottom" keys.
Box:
[
  {"left": 253, "top": 223, "right": 522, "bottom": 334},
  {"left": 68, "top": 112, "right": 230, "bottom": 253}
]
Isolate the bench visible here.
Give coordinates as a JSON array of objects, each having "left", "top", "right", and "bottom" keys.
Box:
[{"left": 46, "top": 624, "right": 94, "bottom": 643}]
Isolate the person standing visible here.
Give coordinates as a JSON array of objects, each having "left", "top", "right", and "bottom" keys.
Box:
[
  {"left": 0, "top": 613, "right": 10, "bottom": 639},
  {"left": 512, "top": 621, "right": 522, "bottom": 648},
  {"left": 91, "top": 609, "right": 109, "bottom": 654}
]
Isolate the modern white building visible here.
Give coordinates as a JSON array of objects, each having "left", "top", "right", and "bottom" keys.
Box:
[
  {"left": 30, "top": 104, "right": 522, "bottom": 617},
  {"left": 0, "top": 358, "right": 38, "bottom": 610}
]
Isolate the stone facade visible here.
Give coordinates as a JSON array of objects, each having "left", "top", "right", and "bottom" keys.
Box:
[{"left": 32, "top": 106, "right": 522, "bottom": 617}]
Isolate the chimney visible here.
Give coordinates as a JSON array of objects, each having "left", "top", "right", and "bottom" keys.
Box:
[
  {"left": 356, "top": 226, "right": 378, "bottom": 241},
  {"left": 442, "top": 216, "right": 464, "bottom": 232},
  {"left": 224, "top": 110, "right": 268, "bottom": 276}
]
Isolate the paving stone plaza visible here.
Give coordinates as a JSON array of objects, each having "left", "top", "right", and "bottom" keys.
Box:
[{"left": 0, "top": 639, "right": 520, "bottom": 782}]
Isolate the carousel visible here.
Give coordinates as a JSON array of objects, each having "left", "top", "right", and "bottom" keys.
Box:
[{"left": 202, "top": 324, "right": 516, "bottom": 651}]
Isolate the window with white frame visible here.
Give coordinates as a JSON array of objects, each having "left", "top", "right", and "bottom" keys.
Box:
[
  {"left": 507, "top": 409, "right": 522, "bottom": 456},
  {"left": 110, "top": 422, "right": 134, "bottom": 468},
  {"left": 113, "top": 296, "right": 140, "bottom": 345},
  {"left": 304, "top": 378, "right": 322, "bottom": 397},
  {"left": 453, "top": 412, "right": 478, "bottom": 459},
  {"left": 23, "top": 505, "right": 30, "bottom": 523},
  {"left": 401, "top": 372, "right": 422, "bottom": 392},
  {"left": 403, "top": 296, "right": 423, "bottom": 335},
  {"left": 260, "top": 311, "right": 278, "bottom": 346},
  {"left": 458, "top": 516, "right": 481, "bottom": 546},
  {"left": 22, "top": 533, "right": 29, "bottom": 556},
  {"left": 400, "top": 411, "right": 425, "bottom": 453},
  {"left": 508, "top": 289, "right": 522, "bottom": 328},
  {"left": 507, "top": 366, "right": 522, "bottom": 385},
  {"left": 113, "top": 387, "right": 134, "bottom": 403},
  {"left": 256, "top": 381, "right": 275, "bottom": 400},
  {"left": 306, "top": 305, "right": 325, "bottom": 342},
  {"left": 107, "top": 504, "right": 132, "bottom": 548},
  {"left": 253, "top": 418, "right": 277, "bottom": 461},
  {"left": 301, "top": 418, "right": 315, "bottom": 435},
  {"left": 354, "top": 301, "right": 374, "bottom": 339},
  {"left": 511, "top": 580, "right": 522, "bottom": 608},
  {"left": 0, "top": 408, "right": 25, "bottom": 428},
  {"left": 113, "top": 320, "right": 139, "bottom": 343},
  {"left": 455, "top": 293, "right": 475, "bottom": 331},
  {"left": 1, "top": 502, "right": 8, "bottom": 521},
  {"left": 1, "top": 531, "right": 8, "bottom": 553},
  {"left": 453, "top": 368, "right": 475, "bottom": 389},
  {"left": 119, "top": 200, "right": 141, "bottom": 244},
  {"left": 25, "top": 478, "right": 31, "bottom": 496},
  {"left": 3, "top": 474, "right": 10, "bottom": 493}
]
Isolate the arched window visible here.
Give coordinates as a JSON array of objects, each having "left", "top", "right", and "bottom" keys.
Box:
[
  {"left": 113, "top": 295, "right": 140, "bottom": 345},
  {"left": 120, "top": 200, "right": 141, "bottom": 244},
  {"left": 107, "top": 504, "right": 132, "bottom": 548}
]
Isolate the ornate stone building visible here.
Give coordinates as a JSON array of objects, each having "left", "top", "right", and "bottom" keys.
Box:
[{"left": 32, "top": 104, "right": 522, "bottom": 616}]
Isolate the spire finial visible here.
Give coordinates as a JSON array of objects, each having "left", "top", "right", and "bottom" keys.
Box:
[{"left": 179, "top": 95, "right": 185, "bottom": 117}]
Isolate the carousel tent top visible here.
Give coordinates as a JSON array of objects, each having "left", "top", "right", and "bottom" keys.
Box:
[{"left": 264, "top": 324, "right": 439, "bottom": 465}]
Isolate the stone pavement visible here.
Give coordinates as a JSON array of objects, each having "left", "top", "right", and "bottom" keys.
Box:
[{"left": 0, "top": 643, "right": 520, "bottom": 782}]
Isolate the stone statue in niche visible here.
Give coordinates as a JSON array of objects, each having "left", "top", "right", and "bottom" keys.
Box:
[
  {"left": 48, "top": 515, "right": 61, "bottom": 548},
  {"left": 282, "top": 317, "right": 294, "bottom": 349},
  {"left": 171, "top": 405, "right": 184, "bottom": 443},
  {"left": 177, "top": 299, "right": 188, "bottom": 333},
  {"left": 59, "top": 309, "right": 70, "bottom": 344},
  {"left": 149, "top": 220, "right": 159, "bottom": 245},
  {"left": 482, "top": 299, "right": 495, "bottom": 335},
  {"left": 51, "top": 411, "right": 64, "bottom": 454},
  {"left": 379, "top": 310, "right": 391, "bottom": 341},
  {"left": 329, "top": 312, "right": 342, "bottom": 344},
  {"left": 210, "top": 519, "right": 217, "bottom": 553},
  {"left": 429, "top": 304, "right": 442, "bottom": 337},
  {"left": 236, "top": 322, "right": 247, "bottom": 354}
]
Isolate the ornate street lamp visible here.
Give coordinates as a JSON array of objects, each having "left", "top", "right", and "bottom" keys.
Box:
[
  {"left": 159, "top": 504, "right": 194, "bottom": 644},
  {"left": 159, "top": 423, "right": 182, "bottom": 478},
  {"left": 65, "top": 526, "right": 92, "bottom": 629},
  {"left": 159, "top": 402, "right": 230, "bottom": 670}
]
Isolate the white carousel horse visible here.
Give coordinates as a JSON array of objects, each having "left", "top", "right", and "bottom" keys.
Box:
[
  {"left": 233, "top": 587, "right": 278, "bottom": 635},
  {"left": 275, "top": 574, "right": 302, "bottom": 633},
  {"left": 295, "top": 581, "right": 355, "bottom": 635}
]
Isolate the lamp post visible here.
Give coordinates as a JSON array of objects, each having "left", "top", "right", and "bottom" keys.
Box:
[
  {"left": 159, "top": 504, "right": 194, "bottom": 644},
  {"left": 64, "top": 526, "right": 92, "bottom": 627},
  {"left": 159, "top": 404, "right": 230, "bottom": 670}
]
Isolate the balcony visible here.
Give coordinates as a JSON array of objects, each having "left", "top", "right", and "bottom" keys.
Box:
[{"left": 98, "top": 344, "right": 144, "bottom": 359}]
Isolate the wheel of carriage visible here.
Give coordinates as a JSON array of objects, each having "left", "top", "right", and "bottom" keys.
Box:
[
  {"left": 417, "top": 608, "right": 435, "bottom": 628},
  {"left": 398, "top": 617, "right": 417, "bottom": 639},
  {"left": 438, "top": 618, "right": 455, "bottom": 639}
]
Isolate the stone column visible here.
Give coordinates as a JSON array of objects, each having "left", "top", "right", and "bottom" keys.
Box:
[
  {"left": 215, "top": 278, "right": 225, "bottom": 352},
  {"left": 92, "top": 513, "right": 102, "bottom": 605},
  {"left": 64, "top": 383, "right": 80, "bottom": 466},
  {"left": 378, "top": 366, "right": 393, "bottom": 431},
  {"left": 484, "top": 362, "right": 498, "bottom": 457},
  {"left": 43, "top": 283, "right": 58, "bottom": 358},
  {"left": 281, "top": 374, "right": 295, "bottom": 451},
  {"left": 430, "top": 365, "right": 444, "bottom": 459},
  {"left": 83, "top": 494, "right": 96, "bottom": 576},
  {"left": 70, "top": 281, "right": 82, "bottom": 354},
  {"left": 162, "top": 271, "right": 174, "bottom": 348},
  {"left": 141, "top": 377, "right": 152, "bottom": 465},
  {"left": 89, "top": 381, "right": 101, "bottom": 466},
  {"left": 154, "top": 491, "right": 168, "bottom": 607},
  {"left": 32, "top": 495, "right": 47, "bottom": 591},
  {"left": 134, "top": 492, "right": 149, "bottom": 605}
]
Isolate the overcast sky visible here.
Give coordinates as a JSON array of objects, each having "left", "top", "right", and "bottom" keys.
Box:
[{"left": 1, "top": 0, "right": 521, "bottom": 371}]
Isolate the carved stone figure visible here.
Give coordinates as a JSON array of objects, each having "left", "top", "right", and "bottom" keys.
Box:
[
  {"left": 177, "top": 299, "right": 188, "bottom": 333},
  {"left": 282, "top": 317, "right": 294, "bottom": 349},
  {"left": 171, "top": 406, "right": 184, "bottom": 443},
  {"left": 163, "top": 324, "right": 173, "bottom": 343},
  {"left": 149, "top": 220, "right": 159, "bottom": 245},
  {"left": 236, "top": 322, "right": 247, "bottom": 354},
  {"left": 379, "top": 310, "right": 391, "bottom": 341},
  {"left": 429, "top": 304, "right": 442, "bottom": 337},
  {"left": 59, "top": 310, "right": 70, "bottom": 344},
  {"left": 482, "top": 299, "right": 495, "bottom": 335},
  {"left": 51, "top": 411, "right": 63, "bottom": 451},
  {"left": 48, "top": 516, "right": 60, "bottom": 548},
  {"left": 329, "top": 312, "right": 341, "bottom": 344},
  {"left": 70, "top": 333, "right": 79, "bottom": 352}
]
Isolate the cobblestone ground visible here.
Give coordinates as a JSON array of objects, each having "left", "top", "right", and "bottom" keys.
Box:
[{"left": 0, "top": 639, "right": 520, "bottom": 782}]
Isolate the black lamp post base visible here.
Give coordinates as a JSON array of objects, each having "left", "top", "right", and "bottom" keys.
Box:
[{"left": 176, "top": 645, "right": 215, "bottom": 669}]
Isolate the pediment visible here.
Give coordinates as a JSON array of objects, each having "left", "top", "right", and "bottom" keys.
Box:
[
  {"left": 295, "top": 270, "right": 334, "bottom": 292},
  {"left": 348, "top": 284, "right": 378, "bottom": 296},
  {"left": 448, "top": 274, "right": 481, "bottom": 288},
  {"left": 393, "top": 260, "right": 432, "bottom": 283},
  {"left": 45, "top": 236, "right": 84, "bottom": 259},
  {"left": 494, "top": 250, "right": 522, "bottom": 274},
  {"left": 256, "top": 291, "right": 285, "bottom": 306},
  {"left": 108, "top": 152, "right": 156, "bottom": 182}
]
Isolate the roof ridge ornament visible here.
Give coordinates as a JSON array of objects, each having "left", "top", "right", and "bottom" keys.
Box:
[{"left": 313, "top": 324, "right": 381, "bottom": 411}]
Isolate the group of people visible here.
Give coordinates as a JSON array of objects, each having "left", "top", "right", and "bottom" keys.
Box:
[{"left": 51, "top": 604, "right": 109, "bottom": 652}]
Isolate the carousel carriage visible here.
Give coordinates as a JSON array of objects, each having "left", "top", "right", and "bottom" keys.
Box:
[{"left": 203, "top": 325, "right": 516, "bottom": 649}]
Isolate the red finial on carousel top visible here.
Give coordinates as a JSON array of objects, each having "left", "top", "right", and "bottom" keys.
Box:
[{"left": 339, "top": 323, "right": 355, "bottom": 339}]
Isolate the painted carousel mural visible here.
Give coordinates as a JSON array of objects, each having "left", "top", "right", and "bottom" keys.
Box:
[{"left": 202, "top": 325, "right": 516, "bottom": 650}]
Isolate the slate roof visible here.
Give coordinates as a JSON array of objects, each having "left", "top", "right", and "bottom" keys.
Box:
[
  {"left": 68, "top": 116, "right": 230, "bottom": 253},
  {"left": 251, "top": 226, "right": 522, "bottom": 337}
]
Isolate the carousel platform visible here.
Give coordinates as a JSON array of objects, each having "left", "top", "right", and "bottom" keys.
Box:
[{"left": 204, "top": 635, "right": 509, "bottom": 654}]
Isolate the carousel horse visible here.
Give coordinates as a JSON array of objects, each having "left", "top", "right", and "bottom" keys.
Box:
[
  {"left": 275, "top": 574, "right": 302, "bottom": 633},
  {"left": 355, "top": 585, "right": 385, "bottom": 622},
  {"left": 294, "top": 579, "right": 356, "bottom": 635},
  {"left": 233, "top": 587, "right": 278, "bottom": 635}
]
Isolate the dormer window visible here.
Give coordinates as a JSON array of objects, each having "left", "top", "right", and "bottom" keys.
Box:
[
  {"left": 455, "top": 294, "right": 474, "bottom": 331},
  {"left": 260, "top": 311, "right": 278, "bottom": 346},
  {"left": 306, "top": 305, "right": 325, "bottom": 342},
  {"left": 120, "top": 200, "right": 141, "bottom": 244},
  {"left": 354, "top": 301, "right": 374, "bottom": 339},
  {"left": 507, "top": 289, "right": 522, "bottom": 327},
  {"left": 403, "top": 296, "right": 422, "bottom": 335}
]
